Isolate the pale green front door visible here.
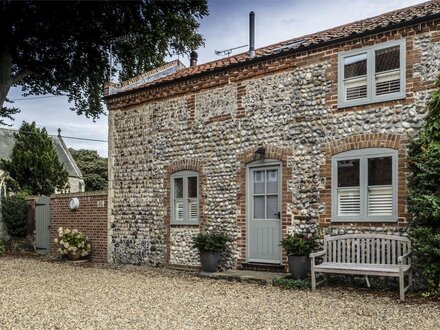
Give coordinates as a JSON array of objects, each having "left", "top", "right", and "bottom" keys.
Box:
[{"left": 247, "top": 164, "right": 281, "bottom": 264}]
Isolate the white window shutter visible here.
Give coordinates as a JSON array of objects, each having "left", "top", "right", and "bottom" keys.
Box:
[
  {"left": 337, "top": 188, "right": 361, "bottom": 216},
  {"left": 175, "top": 200, "right": 184, "bottom": 221},
  {"left": 188, "top": 199, "right": 198, "bottom": 221},
  {"left": 375, "top": 71, "right": 400, "bottom": 96},
  {"left": 368, "top": 186, "right": 393, "bottom": 215},
  {"left": 345, "top": 77, "right": 367, "bottom": 101}
]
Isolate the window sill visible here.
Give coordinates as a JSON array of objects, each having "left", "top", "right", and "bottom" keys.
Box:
[
  {"left": 337, "top": 94, "right": 405, "bottom": 109},
  {"left": 170, "top": 222, "right": 199, "bottom": 227},
  {"left": 331, "top": 218, "right": 398, "bottom": 223}
]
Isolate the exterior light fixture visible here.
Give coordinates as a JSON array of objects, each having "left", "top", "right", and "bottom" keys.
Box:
[{"left": 255, "top": 147, "right": 266, "bottom": 161}]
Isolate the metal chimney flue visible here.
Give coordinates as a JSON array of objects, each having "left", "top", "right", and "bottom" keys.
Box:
[
  {"left": 249, "top": 11, "right": 255, "bottom": 58},
  {"left": 190, "top": 50, "right": 198, "bottom": 67}
]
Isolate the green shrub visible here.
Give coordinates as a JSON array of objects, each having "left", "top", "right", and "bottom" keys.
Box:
[
  {"left": 192, "top": 232, "right": 232, "bottom": 253},
  {"left": 0, "top": 240, "right": 5, "bottom": 257},
  {"left": 1, "top": 195, "right": 28, "bottom": 237},
  {"left": 280, "top": 233, "right": 318, "bottom": 256},
  {"left": 407, "top": 76, "right": 440, "bottom": 296},
  {"left": 273, "top": 277, "right": 310, "bottom": 289}
]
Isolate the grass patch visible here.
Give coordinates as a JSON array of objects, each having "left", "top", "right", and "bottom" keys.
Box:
[{"left": 273, "top": 277, "right": 310, "bottom": 289}]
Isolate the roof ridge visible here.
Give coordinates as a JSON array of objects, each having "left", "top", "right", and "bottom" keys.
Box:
[
  {"left": 171, "top": 1, "right": 439, "bottom": 71},
  {"left": 105, "top": 0, "right": 440, "bottom": 99}
]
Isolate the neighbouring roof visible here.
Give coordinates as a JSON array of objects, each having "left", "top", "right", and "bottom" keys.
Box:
[
  {"left": 107, "top": 60, "right": 186, "bottom": 95},
  {"left": 105, "top": 0, "right": 440, "bottom": 99},
  {"left": 0, "top": 128, "right": 83, "bottom": 178}
]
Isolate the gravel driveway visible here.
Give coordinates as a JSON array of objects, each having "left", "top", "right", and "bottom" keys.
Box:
[{"left": 1, "top": 257, "right": 439, "bottom": 329}]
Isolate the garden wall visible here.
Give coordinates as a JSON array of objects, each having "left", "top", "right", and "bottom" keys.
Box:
[{"left": 50, "top": 191, "right": 108, "bottom": 262}]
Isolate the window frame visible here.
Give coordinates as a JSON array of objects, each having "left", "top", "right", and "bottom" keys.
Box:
[
  {"left": 331, "top": 148, "right": 398, "bottom": 222},
  {"left": 338, "top": 39, "right": 406, "bottom": 108},
  {"left": 170, "top": 170, "right": 199, "bottom": 225}
]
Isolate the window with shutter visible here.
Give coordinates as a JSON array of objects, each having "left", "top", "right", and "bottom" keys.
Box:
[
  {"left": 171, "top": 171, "right": 199, "bottom": 224},
  {"left": 332, "top": 149, "right": 397, "bottom": 222},
  {"left": 338, "top": 40, "right": 406, "bottom": 108}
]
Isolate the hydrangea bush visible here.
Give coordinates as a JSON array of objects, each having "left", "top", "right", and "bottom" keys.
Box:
[{"left": 54, "top": 227, "right": 91, "bottom": 258}]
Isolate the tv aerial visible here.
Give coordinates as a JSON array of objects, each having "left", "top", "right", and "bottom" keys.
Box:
[{"left": 214, "top": 44, "right": 248, "bottom": 57}]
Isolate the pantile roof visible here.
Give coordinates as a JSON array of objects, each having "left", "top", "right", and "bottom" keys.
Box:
[{"left": 105, "top": 0, "right": 440, "bottom": 98}]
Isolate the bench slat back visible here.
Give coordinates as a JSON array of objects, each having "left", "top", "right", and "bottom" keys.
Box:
[{"left": 324, "top": 234, "right": 410, "bottom": 265}]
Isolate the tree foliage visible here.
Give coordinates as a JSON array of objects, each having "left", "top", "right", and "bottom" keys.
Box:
[
  {"left": 0, "top": 121, "right": 69, "bottom": 195},
  {"left": 1, "top": 195, "right": 27, "bottom": 237},
  {"left": 408, "top": 77, "right": 440, "bottom": 295},
  {"left": 0, "top": 0, "right": 208, "bottom": 121},
  {"left": 69, "top": 148, "right": 108, "bottom": 191}
]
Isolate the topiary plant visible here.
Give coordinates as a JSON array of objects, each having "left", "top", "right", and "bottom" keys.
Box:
[
  {"left": 1, "top": 195, "right": 28, "bottom": 237},
  {"left": 407, "top": 76, "right": 440, "bottom": 296}
]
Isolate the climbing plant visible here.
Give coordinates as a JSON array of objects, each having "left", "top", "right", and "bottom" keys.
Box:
[{"left": 407, "top": 76, "right": 440, "bottom": 296}]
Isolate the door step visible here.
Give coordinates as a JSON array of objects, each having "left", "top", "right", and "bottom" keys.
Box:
[
  {"left": 200, "top": 269, "right": 288, "bottom": 286},
  {"left": 241, "top": 262, "right": 286, "bottom": 273}
]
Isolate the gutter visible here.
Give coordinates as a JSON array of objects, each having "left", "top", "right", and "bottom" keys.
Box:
[{"left": 104, "top": 13, "right": 440, "bottom": 101}]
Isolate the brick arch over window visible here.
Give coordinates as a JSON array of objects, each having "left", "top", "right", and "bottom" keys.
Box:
[
  {"left": 163, "top": 159, "right": 206, "bottom": 264},
  {"left": 319, "top": 133, "right": 408, "bottom": 228},
  {"left": 236, "top": 146, "right": 293, "bottom": 267}
]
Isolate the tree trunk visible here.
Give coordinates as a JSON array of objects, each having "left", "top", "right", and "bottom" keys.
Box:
[{"left": 0, "top": 44, "right": 12, "bottom": 111}]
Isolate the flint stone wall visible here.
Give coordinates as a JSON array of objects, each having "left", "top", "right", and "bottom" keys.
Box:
[{"left": 108, "top": 29, "right": 440, "bottom": 267}]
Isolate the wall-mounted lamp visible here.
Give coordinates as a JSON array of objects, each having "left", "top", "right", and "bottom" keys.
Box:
[{"left": 255, "top": 147, "right": 266, "bottom": 161}]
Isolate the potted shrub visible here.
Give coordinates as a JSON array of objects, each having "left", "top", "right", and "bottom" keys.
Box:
[
  {"left": 280, "top": 233, "right": 318, "bottom": 280},
  {"left": 192, "top": 232, "right": 231, "bottom": 272},
  {"left": 54, "top": 227, "right": 91, "bottom": 261}
]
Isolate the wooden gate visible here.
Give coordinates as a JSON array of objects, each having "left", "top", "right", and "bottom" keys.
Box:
[{"left": 36, "top": 196, "right": 50, "bottom": 254}]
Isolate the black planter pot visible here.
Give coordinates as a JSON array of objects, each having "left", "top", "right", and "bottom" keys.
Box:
[
  {"left": 288, "top": 255, "right": 310, "bottom": 280},
  {"left": 200, "top": 252, "right": 221, "bottom": 272}
]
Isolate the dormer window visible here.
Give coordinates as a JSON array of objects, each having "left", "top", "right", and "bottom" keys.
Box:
[{"left": 338, "top": 40, "right": 406, "bottom": 108}]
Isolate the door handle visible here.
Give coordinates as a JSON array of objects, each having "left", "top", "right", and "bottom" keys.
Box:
[{"left": 275, "top": 212, "right": 281, "bottom": 220}]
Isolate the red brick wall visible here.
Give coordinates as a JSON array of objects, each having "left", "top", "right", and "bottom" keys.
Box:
[{"left": 50, "top": 192, "right": 108, "bottom": 262}]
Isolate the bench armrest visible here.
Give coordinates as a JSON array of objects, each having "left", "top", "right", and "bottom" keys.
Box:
[
  {"left": 309, "top": 250, "right": 326, "bottom": 258},
  {"left": 398, "top": 251, "right": 412, "bottom": 265}
]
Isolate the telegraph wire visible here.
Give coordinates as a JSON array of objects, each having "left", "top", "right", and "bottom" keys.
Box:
[
  {"left": 2, "top": 128, "right": 107, "bottom": 143},
  {"left": 10, "top": 95, "right": 67, "bottom": 101}
]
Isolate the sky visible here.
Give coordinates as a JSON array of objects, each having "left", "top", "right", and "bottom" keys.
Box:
[{"left": 4, "top": 0, "right": 426, "bottom": 157}]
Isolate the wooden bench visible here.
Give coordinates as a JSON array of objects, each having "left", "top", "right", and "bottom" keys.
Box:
[{"left": 310, "top": 234, "right": 412, "bottom": 301}]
